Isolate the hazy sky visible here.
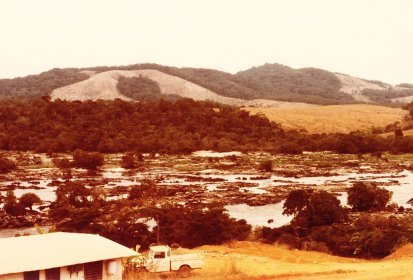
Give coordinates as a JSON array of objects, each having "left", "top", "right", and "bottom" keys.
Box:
[{"left": 1, "top": 0, "right": 412, "bottom": 84}]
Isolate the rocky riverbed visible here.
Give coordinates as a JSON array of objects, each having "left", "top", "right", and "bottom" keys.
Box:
[{"left": 1, "top": 150, "right": 413, "bottom": 232}]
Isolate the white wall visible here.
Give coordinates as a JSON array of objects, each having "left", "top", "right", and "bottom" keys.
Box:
[{"left": 0, "top": 258, "right": 123, "bottom": 280}]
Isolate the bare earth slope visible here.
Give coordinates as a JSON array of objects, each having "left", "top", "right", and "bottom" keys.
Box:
[
  {"left": 50, "top": 69, "right": 317, "bottom": 108},
  {"left": 188, "top": 242, "right": 413, "bottom": 280},
  {"left": 51, "top": 69, "right": 247, "bottom": 105},
  {"left": 244, "top": 104, "right": 407, "bottom": 133}
]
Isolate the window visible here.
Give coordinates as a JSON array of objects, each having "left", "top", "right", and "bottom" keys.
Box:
[
  {"left": 84, "top": 261, "right": 103, "bottom": 280},
  {"left": 24, "top": 271, "right": 39, "bottom": 280},
  {"left": 46, "top": 267, "right": 60, "bottom": 280},
  {"left": 154, "top": 252, "right": 165, "bottom": 259}
]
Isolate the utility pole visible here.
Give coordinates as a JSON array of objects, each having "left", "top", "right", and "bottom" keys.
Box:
[{"left": 156, "top": 215, "right": 160, "bottom": 244}]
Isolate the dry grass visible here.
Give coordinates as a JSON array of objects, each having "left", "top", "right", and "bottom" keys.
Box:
[
  {"left": 244, "top": 104, "right": 407, "bottom": 133},
  {"left": 122, "top": 241, "right": 413, "bottom": 279},
  {"left": 196, "top": 241, "right": 413, "bottom": 280}
]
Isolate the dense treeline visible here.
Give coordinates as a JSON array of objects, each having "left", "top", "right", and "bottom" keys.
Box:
[
  {"left": 1, "top": 98, "right": 413, "bottom": 154},
  {"left": 0, "top": 98, "right": 284, "bottom": 153},
  {"left": 0, "top": 68, "right": 88, "bottom": 100},
  {"left": 46, "top": 180, "right": 250, "bottom": 249},
  {"left": 362, "top": 88, "right": 413, "bottom": 104},
  {"left": 235, "top": 64, "right": 355, "bottom": 105}
]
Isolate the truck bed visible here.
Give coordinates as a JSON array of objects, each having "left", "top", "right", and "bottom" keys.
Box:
[{"left": 171, "top": 253, "right": 204, "bottom": 270}]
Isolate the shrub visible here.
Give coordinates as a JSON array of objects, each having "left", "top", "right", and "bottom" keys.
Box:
[
  {"left": 129, "top": 180, "right": 158, "bottom": 200},
  {"left": 0, "top": 156, "right": 16, "bottom": 173},
  {"left": 52, "top": 157, "right": 72, "bottom": 169},
  {"left": 19, "top": 193, "right": 42, "bottom": 210},
  {"left": 72, "top": 150, "right": 104, "bottom": 170},
  {"left": 258, "top": 160, "right": 273, "bottom": 172},
  {"left": 3, "top": 191, "right": 25, "bottom": 216},
  {"left": 121, "top": 153, "right": 143, "bottom": 169}
]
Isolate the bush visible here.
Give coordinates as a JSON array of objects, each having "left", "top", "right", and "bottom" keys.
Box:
[
  {"left": 347, "top": 182, "right": 392, "bottom": 211},
  {"left": 72, "top": 150, "right": 104, "bottom": 170},
  {"left": 129, "top": 180, "right": 158, "bottom": 200},
  {"left": 52, "top": 157, "right": 72, "bottom": 169},
  {"left": 259, "top": 214, "right": 413, "bottom": 259},
  {"left": 19, "top": 193, "right": 42, "bottom": 210},
  {"left": 3, "top": 191, "right": 25, "bottom": 216},
  {"left": 0, "top": 156, "right": 16, "bottom": 173},
  {"left": 121, "top": 153, "right": 143, "bottom": 170},
  {"left": 258, "top": 160, "right": 273, "bottom": 172}
]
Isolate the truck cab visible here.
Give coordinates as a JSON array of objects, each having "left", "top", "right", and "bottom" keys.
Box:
[
  {"left": 131, "top": 244, "right": 204, "bottom": 276},
  {"left": 147, "top": 245, "right": 172, "bottom": 272}
]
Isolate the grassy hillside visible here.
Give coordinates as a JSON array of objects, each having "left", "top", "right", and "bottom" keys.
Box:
[{"left": 244, "top": 104, "right": 407, "bottom": 133}]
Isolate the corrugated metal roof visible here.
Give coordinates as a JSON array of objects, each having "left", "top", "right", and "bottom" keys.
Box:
[{"left": 0, "top": 232, "right": 138, "bottom": 275}]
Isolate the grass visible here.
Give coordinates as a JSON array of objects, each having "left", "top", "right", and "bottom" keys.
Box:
[{"left": 244, "top": 104, "right": 407, "bottom": 134}]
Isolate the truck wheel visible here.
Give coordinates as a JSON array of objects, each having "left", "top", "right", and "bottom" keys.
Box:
[{"left": 178, "top": 265, "right": 191, "bottom": 278}]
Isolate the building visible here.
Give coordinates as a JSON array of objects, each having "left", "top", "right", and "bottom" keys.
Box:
[{"left": 0, "top": 232, "right": 138, "bottom": 280}]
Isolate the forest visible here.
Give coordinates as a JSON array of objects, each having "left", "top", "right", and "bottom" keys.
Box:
[
  {"left": 0, "top": 98, "right": 413, "bottom": 154},
  {"left": 0, "top": 97, "right": 413, "bottom": 154},
  {"left": 0, "top": 68, "right": 88, "bottom": 100}
]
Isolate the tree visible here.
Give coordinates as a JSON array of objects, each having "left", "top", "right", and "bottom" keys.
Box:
[
  {"left": 283, "top": 190, "right": 348, "bottom": 229},
  {"left": 53, "top": 181, "right": 92, "bottom": 208},
  {"left": 347, "top": 182, "right": 392, "bottom": 211},
  {"left": 19, "top": 193, "right": 42, "bottom": 210},
  {"left": 282, "top": 190, "right": 310, "bottom": 217},
  {"left": 141, "top": 206, "right": 251, "bottom": 248}
]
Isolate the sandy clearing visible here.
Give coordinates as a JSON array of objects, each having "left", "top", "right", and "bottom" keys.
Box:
[
  {"left": 188, "top": 242, "right": 413, "bottom": 280},
  {"left": 51, "top": 69, "right": 247, "bottom": 105},
  {"left": 335, "top": 73, "right": 389, "bottom": 102},
  {"left": 244, "top": 104, "right": 407, "bottom": 133}
]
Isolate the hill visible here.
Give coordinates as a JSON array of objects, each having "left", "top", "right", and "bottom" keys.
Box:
[
  {"left": 50, "top": 69, "right": 247, "bottom": 105},
  {"left": 235, "top": 64, "right": 352, "bottom": 104},
  {"left": 1, "top": 63, "right": 413, "bottom": 106},
  {"left": 244, "top": 104, "right": 407, "bottom": 133},
  {"left": 50, "top": 68, "right": 314, "bottom": 107},
  {"left": 184, "top": 242, "right": 413, "bottom": 279}
]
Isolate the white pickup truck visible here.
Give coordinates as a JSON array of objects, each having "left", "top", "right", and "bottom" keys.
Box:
[{"left": 131, "top": 245, "right": 204, "bottom": 276}]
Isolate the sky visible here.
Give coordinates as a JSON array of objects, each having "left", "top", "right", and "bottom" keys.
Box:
[{"left": 0, "top": 0, "right": 412, "bottom": 84}]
